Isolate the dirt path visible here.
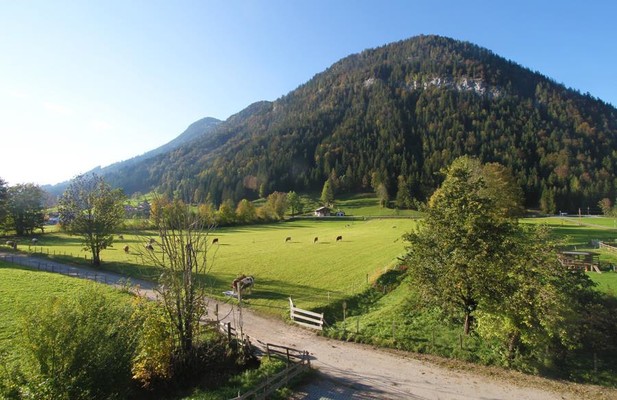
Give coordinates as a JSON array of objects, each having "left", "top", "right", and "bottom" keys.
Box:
[{"left": 2, "top": 252, "right": 615, "bottom": 400}]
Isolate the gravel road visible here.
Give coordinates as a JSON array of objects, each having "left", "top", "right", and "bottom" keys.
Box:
[{"left": 2, "top": 251, "right": 614, "bottom": 400}]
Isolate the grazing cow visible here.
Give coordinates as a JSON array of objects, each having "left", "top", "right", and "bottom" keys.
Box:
[
  {"left": 123, "top": 245, "right": 130, "bottom": 253},
  {"left": 148, "top": 238, "right": 156, "bottom": 244},
  {"left": 313, "top": 237, "right": 318, "bottom": 244},
  {"left": 31, "top": 238, "right": 38, "bottom": 244},
  {"left": 336, "top": 235, "right": 343, "bottom": 241},
  {"left": 145, "top": 243, "right": 154, "bottom": 251},
  {"left": 6, "top": 240, "right": 16, "bottom": 249},
  {"left": 232, "top": 275, "right": 255, "bottom": 294},
  {"left": 118, "top": 234, "right": 124, "bottom": 240},
  {"left": 285, "top": 237, "right": 291, "bottom": 242},
  {"left": 212, "top": 238, "right": 219, "bottom": 245}
]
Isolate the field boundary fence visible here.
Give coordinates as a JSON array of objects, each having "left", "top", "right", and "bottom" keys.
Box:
[
  {"left": 599, "top": 241, "right": 617, "bottom": 253},
  {"left": 0, "top": 253, "right": 111, "bottom": 284},
  {"left": 212, "top": 320, "right": 311, "bottom": 400}
]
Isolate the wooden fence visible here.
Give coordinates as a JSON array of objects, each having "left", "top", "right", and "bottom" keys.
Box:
[
  {"left": 599, "top": 241, "right": 617, "bottom": 253},
  {"left": 230, "top": 341, "right": 310, "bottom": 400},
  {"left": 214, "top": 320, "right": 311, "bottom": 400},
  {"left": 289, "top": 297, "right": 324, "bottom": 330}
]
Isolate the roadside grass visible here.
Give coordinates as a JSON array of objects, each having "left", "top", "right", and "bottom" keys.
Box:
[
  {"left": 324, "top": 273, "right": 501, "bottom": 365},
  {"left": 0, "top": 262, "right": 302, "bottom": 399},
  {"left": 0, "top": 262, "right": 133, "bottom": 362},
  {"left": 8, "top": 218, "right": 416, "bottom": 316}
]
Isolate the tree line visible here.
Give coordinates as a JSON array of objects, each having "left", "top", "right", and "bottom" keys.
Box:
[{"left": 0, "top": 178, "right": 47, "bottom": 236}]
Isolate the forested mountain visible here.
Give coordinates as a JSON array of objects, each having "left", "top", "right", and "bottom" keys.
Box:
[
  {"left": 44, "top": 117, "right": 221, "bottom": 197},
  {"left": 85, "top": 35, "right": 617, "bottom": 211}
]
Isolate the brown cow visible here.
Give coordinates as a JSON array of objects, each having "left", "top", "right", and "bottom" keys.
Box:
[
  {"left": 212, "top": 238, "right": 219, "bottom": 244},
  {"left": 145, "top": 243, "right": 154, "bottom": 251},
  {"left": 313, "top": 237, "right": 318, "bottom": 244},
  {"left": 123, "top": 245, "right": 130, "bottom": 253},
  {"left": 285, "top": 237, "right": 291, "bottom": 242},
  {"left": 336, "top": 235, "right": 343, "bottom": 241}
]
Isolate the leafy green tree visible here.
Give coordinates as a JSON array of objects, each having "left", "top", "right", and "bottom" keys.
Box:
[
  {"left": 58, "top": 174, "right": 125, "bottom": 266},
  {"left": 404, "top": 157, "right": 517, "bottom": 334},
  {"left": 287, "top": 191, "right": 302, "bottom": 216},
  {"left": 236, "top": 199, "right": 257, "bottom": 223},
  {"left": 320, "top": 179, "right": 334, "bottom": 207},
  {"left": 395, "top": 175, "right": 413, "bottom": 209},
  {"left": 540, "top": 187, "right": 557, "bottom": 214},
  {"left": 476, "top": 225, "right": 595, "bottom": 366},
  {"left": 266, "top": 191, "right": 288, "bottom": 219},
  {"left": 216, "top": 199, "right": 236, "bottom": 225},
  {"left": 197, "top": 202, "right": 216, "bottom": 226},
  {"left": 598, "top": 198, "right": 614, "bottom": 216},
  {"left": 0, "top": 178, "right": 8, "bottom": 230},
  {"left": 371, "top": 172, "right": 389, "bottom": 208},
  {"left": 6, "top": 183, "right": 46, "bottom": 235},
  {"left": 480, "top": 163, "right": 525, "bottom": 218}
]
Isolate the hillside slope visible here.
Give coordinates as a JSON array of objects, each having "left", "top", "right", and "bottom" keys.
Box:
[
  {"left": 84, "top": 35, "right": 617, "bottom": 211},
  {"left": 44, "top": 117, "right": 221, "bottom": 197}
]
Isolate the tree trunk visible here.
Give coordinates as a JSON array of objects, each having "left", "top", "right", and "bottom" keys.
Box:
[
  {"left": 463, "top": 311, "right": 471, "bottom": 335},
  {"left": 507, "top": 330, "right": 520, "bottom": 364}
]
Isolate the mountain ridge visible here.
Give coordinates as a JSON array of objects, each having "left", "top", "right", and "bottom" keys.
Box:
[
  {"left": 49, "top": 35, "right": 617, "bottom": 212},
  {"left": 44, "top": 117, "right": 222, "bottom": 197}
]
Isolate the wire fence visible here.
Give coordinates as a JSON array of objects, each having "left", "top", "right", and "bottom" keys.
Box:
[{"left": 0, "top": 253, "right": 111, "bottom": 284}]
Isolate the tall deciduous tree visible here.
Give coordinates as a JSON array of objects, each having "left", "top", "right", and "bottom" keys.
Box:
[
  {"left": 371, "top": 172, "right": 389, "bottom": 208},
  {"left": 475, "top": 225, "right": 595, "bottom": 366},
  {"left": 235, "top": 199, "right": 257, "bottom": 223},
  {"left": 7, "top": 183, "right": 46, "bottom": 235},
  {"left": 480, "top": 163, "right": 525, "bottom": 218},
  {"left": 142, "top": 198, "right": 213, "bottom": 360},
  {"left": 287, "top": 191, "right": 302, "bottom": 216},
  {"left": 58, "top": 174, "right": 125, "bottom": 266},
  {"left": 404, "top": 157, "right": 517, "bottom": 335},
  {"left": 265, "top": 191, "right": 288, "bottom": 219}
]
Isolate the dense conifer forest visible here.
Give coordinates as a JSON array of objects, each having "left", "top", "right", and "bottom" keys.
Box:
[{"left": 100, "top": 35, "right": 617, "bottom": 212}]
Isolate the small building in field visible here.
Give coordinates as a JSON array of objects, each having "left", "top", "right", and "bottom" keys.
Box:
[{"left": 314, "top": 206, "right": 331, "bottom": 217}]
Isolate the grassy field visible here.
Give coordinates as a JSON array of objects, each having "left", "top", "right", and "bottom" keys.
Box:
[
  {"left": 0, "top": 262, "right": 132, "bottom": 361},
  {"left": 10, "top": 218, "right": 416, "bottom": 316},
  {"left": 331, "top": 193, "right": 423, "bottom": 217}
]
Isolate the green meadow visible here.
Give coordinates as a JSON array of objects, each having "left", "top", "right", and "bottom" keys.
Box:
[
  {"left": 17, "top": 218, "right": 416, "bottom": 315},
  {"left": 0, "top": 262, "right": 133, "bottom": 361}
]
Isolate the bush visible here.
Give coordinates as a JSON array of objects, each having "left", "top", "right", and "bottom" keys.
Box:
[{"left": 1, "top": 287, "right": 143, "bottom": 400}]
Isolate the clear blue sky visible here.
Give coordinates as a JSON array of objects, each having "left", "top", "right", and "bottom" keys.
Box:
[{"left": 1, "top": 0, "right": 615, "bottom": 186}]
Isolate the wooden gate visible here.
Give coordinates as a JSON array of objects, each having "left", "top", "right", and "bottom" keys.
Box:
[{"left": 289, "top": 297, "right": 324, "bottom": 330}]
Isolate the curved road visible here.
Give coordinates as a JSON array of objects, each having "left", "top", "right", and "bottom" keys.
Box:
[{"left": 1, "top": 252, "right": 613, "bottom": 400}]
